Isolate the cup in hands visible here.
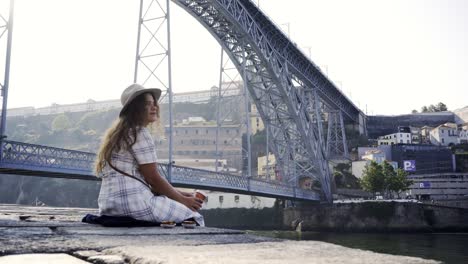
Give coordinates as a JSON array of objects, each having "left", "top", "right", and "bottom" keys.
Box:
[{"left": 194, "top": 190, "right": 207, "bottom": 203}]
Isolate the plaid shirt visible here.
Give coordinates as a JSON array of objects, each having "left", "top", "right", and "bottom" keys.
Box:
[{"left": 98, "top": 127, "right": 204, "bottom": 226}]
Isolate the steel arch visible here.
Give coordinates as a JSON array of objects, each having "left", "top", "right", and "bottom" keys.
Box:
[{"left": 170, "top": 0, "right": 362, "bottom": 202}]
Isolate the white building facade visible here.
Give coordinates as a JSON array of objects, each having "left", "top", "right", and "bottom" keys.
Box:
[
  {"left": 459, "top": 130, "right": 468, "bottom": 144},
  {"left": 377, "top": 132, "right": 412, "bottom": 146},
  {"left": 429, "top": 123, "right": 458, "bottom": 146}
]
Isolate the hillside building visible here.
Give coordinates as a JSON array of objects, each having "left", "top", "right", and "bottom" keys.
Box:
[
  {"left": 377, "top": 132, "right": 412, "bottom": 145},
  {"left": 429, "top": 123, "right": 458, "bottom": 146},
  {"left": 158, "top": 117, "right": 244, "bottom": 171}
]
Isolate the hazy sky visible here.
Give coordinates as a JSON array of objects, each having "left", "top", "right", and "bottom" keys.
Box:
[{"left": 2, "top": 0, "right": 467, "bottom": 115}]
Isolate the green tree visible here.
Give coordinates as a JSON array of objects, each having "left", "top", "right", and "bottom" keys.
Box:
[
  {"left": 51, "top": 114, "right": 71, "bottom": 131},
  {"left": 436, "top": 102, "right": 448, "bottom": 112},
  {"left": 360, "top": 161, "right": 385, "bottom": 195},
  {"left": 333, "top": 163, "right": 360, "bottom": 189},
  {"left": 333, "top": 171, "right": 344, "bottom": 188},
  {"left": 420, "top": 102, "right": 448, "bottom": 113},
  {"left": 381, "top": 161, "right": 396, "bottom": 197},
  {"left": 362, "top": 160, "right": 413, "bottom": 199},
  {"left": 388, "top": 169, "right": 413, "bottom": 198},
  {"left": 411, "top": 109, "right": 418, "bottom": 114}
]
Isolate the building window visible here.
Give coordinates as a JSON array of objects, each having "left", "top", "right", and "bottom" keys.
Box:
[
  {"left": 196, "top": 130, "right": 199, "bottom": 135},
  {"left": 219, "top": 196, "right": 224, "bottom": 203},
  {"left": 181, "top": 140, "right": 183, "bottom": 144},
  {"left": 226, "top": 129, "right": 230, "bottom": 134},
  {"left": 185, "top": 130, "right": 188, "bottom": 134},
  {"left": 234, "top": 195, "right": 239, "bottom": 203},
  {"left": 206, "top": 129, "right": 209, "bottom": 134},
  {"left": 400, "top": 140, "right": 403, "bottom": 143}
]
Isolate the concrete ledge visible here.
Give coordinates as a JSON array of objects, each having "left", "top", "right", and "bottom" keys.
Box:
[
  {"left": 104, "top": 241, "right": 440, "bottom": 264},
  {"left": 0, "top": 253, "right": 88, "bottom": 264},
  {"left": 0, "top": 204, "right": 442, "bottom": 263}
]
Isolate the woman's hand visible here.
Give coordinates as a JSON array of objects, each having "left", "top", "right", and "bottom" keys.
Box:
[
  {"left": 179, "top": 190, "right": 194, "bottom": 197},
  {"left": 139, "top": 163, "right": 203, "bottom": 211},
  {"left": 181, "top": 196, "right": 203, "bottom": 212}
]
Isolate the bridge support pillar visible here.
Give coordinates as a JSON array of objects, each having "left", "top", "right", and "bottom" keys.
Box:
[
  {"left": 0, "top": 0, "right": 15, "bottom": 142},
  {"left": 326, "top": 110, "right": 349, "bottom": 159},
  {"left": 134, "top": 0, "right": 174, "bottom": 168}
]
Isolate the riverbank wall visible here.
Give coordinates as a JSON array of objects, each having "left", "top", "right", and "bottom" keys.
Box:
[
  {"left": 201, "top": 201, "right": 468, "bottom": 232},
  {"left": 283, "top": 201, "right": 468, "bottom": 232},
  {"left": 201, "top": 203, "right": 284, "bottom": 230}
]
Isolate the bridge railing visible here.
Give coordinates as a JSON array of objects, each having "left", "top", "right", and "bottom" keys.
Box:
[
  {"left": 159, "top": 164, "right": 321, "bottom": 200},
  {"left": 0, "top": 140, "right": 95, "bottom": 174},
  {"left": 0, "top": 140, "right": 321, "bottom": 200}
]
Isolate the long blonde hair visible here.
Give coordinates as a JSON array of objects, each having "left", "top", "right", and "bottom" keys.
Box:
[{"left": 94, "top": 92, "right": 160, "bottom": 174}]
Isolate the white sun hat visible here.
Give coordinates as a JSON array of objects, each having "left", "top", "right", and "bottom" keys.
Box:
[{"left": 120, "top": 84, "right": 161, "bottom": 117}]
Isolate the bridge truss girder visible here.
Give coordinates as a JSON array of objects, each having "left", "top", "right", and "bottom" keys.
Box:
[{"left": 172, "top": 0, "right": 339, "bottom": 202}]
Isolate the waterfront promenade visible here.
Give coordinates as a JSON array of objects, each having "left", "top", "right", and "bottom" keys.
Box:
[{"left": 0, "top": 204, "right": 440, "bottom": 263}]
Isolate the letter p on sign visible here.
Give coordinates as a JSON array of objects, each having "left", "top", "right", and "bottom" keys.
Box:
[{"left": 403, "top": 160, "right": 416, "bottom": 172}]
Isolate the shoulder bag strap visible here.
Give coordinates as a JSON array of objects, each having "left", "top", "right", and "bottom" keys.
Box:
[{"left": 107, "top": 161, "right": 157, "bottom": 194}]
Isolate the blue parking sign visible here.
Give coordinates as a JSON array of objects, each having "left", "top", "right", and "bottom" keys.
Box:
[
  {"left": 419, "top": 182, "right": 431, "bottom": 188},
  {"left": 403, "top": 160, "right": 416, "bottom": 172}
]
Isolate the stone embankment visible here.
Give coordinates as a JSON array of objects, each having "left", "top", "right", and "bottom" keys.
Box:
[
  {"left": 0, "top": 203, "right": 442, "bottom": 263},
  {"left": 284, "top": 200, "right": 468, "bottom": 232}
]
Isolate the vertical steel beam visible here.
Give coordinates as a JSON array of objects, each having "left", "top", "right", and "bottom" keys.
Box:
[
  {"left": 214, "top": 47, "right": 248, "bottom": 175},
  {"left": 339, "top": 110, "right": 349, "bottom": 158},
  {"left": 242, "top": 48, "right": 252, "bottom": 178},
  {"left": 265, "top": 123, "right": 270, "bottom": 179},
  {"left": 326, "top": 112, "right": 333, "bottom": 156},
  {"left": 215, "top": 48, "right": 223, "bottom": 172},
  {"left": 166, "top": 0, "right": 174, "bottom": 178},
  {"left": 0, "top": 0, "right": 15, "bottom": 161},
  {"left": 134, "top": 0, "right": 143, "bottom": 83},
  {"left": 134, "top": 0, "right": 173, "bottom": 179},
  {"left": 326, "top": 109, "right": 349, "bottom": 159}
]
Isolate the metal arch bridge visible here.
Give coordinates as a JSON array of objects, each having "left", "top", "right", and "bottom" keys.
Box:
[
  {"left": 0, "top": 140, "right": 321, "bottom": 201},
  {"left": 169, "top": 0, "right": 364, "bottom": 202},
  {"left": 0, "top": 0, "right": 366, "bottom": 203}
]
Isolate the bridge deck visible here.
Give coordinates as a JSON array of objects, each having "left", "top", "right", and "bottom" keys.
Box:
[{"left": 0, "top": 140, "right": 321, "bottom": 201}]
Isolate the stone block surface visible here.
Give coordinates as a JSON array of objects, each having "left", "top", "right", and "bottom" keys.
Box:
[{"left": 0, "top": 253, "right": 88, "bottom": 264}]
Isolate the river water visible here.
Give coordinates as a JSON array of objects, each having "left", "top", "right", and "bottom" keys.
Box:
[{"left": 251, "top": 231, "right": 468, "bottom": 264}]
